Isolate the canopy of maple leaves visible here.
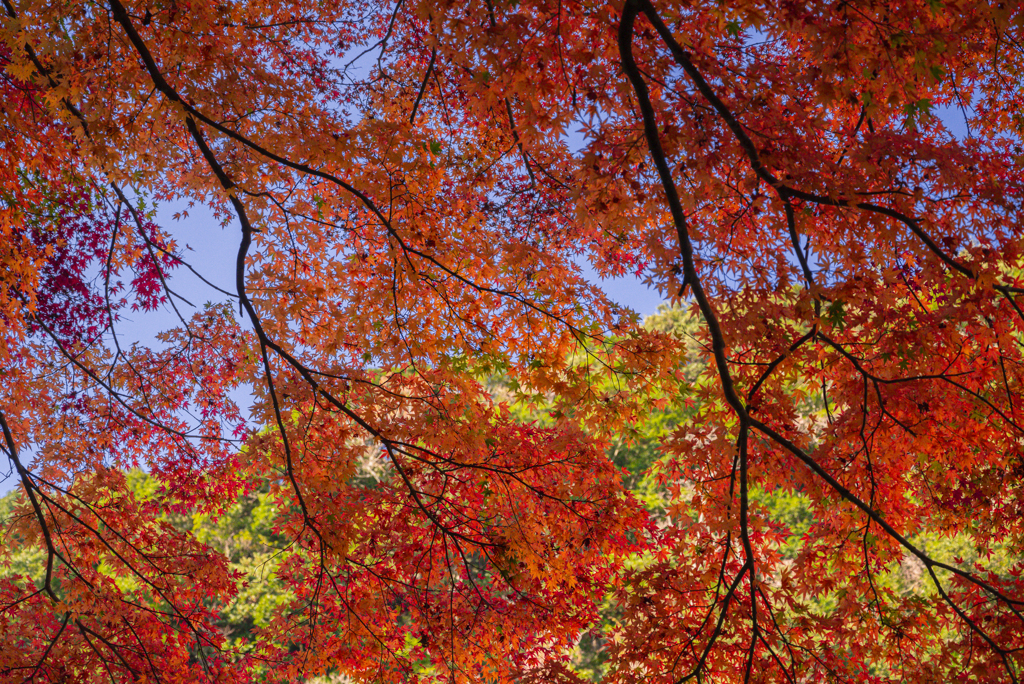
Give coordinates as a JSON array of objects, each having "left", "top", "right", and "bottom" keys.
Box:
[{"left": 2, "top": 0, "right": 1024, "bottom": 681}]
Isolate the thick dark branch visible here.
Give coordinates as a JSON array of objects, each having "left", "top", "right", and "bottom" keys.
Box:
[
  {"left": 621, "top": 6, "right": 762, "bottom": 681},
  {"left": 619, "top": 0, "right": 746, "bottom": 420},
  {"left": 409, "top": 47, "right": 437, "bottom": 125}
]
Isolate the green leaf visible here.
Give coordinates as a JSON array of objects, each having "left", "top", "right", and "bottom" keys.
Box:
[
  {"left": 826, "top": 300, "right": 846, "bottom": 330},
  {"left": 903, "top": 98, "right": 932, "bottom": 130}
]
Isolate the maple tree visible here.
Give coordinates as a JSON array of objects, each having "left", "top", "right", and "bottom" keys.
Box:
[{"left": 3, "top": 0, "right": 1024, "bottom": 681}]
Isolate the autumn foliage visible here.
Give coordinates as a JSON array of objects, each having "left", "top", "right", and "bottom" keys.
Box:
[{"left": 3, "top": 0, "right": 1024, "bottom": 681}]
